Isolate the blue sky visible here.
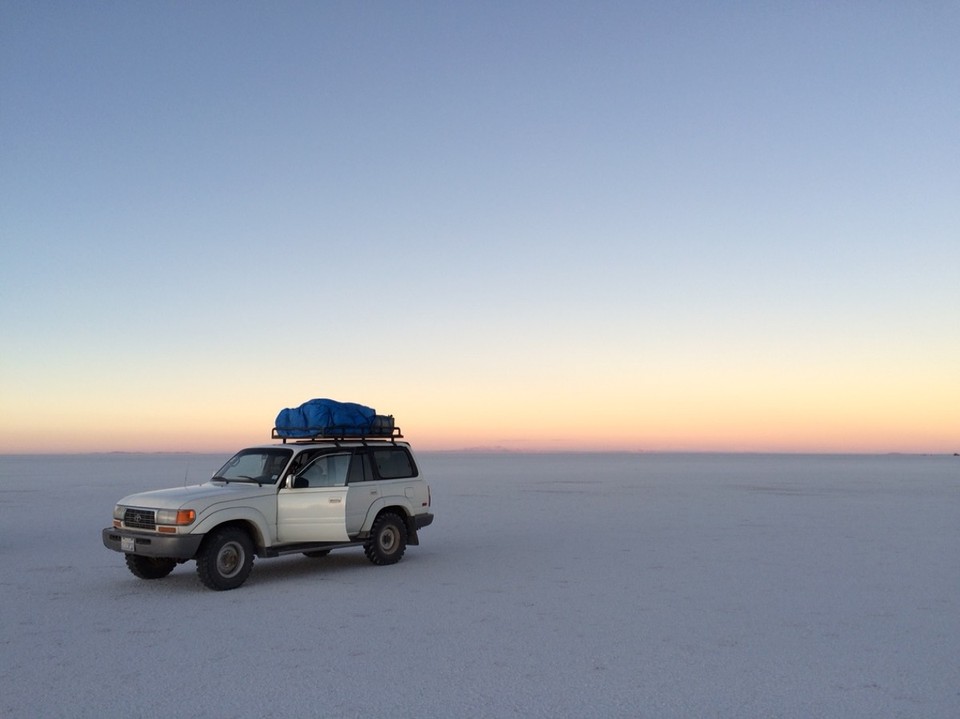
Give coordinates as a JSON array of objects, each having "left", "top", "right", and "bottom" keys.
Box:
[{"left": 1, "top": 2, "right": 958, "bottom": 452}]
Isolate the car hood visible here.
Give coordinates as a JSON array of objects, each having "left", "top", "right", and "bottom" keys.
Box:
[{"left": 117, "top": 481, "right": 276, "bottom": 510}]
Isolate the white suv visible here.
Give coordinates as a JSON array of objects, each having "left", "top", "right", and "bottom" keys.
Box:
[{"left": 102, "top": 438, "right": 433, "bottom": 590}]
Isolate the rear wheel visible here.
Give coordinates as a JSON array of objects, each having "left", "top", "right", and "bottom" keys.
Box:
[
  {"left": 125, "top": 554, "right": 176, "bottom": 580},
  {"left": 196, "top": 527, "right": 254, "bottom": 590},
  {"left": 364, "top": 512, "right": 407, "bottom": 565}
]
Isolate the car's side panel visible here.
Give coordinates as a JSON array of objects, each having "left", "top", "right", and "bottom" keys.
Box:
[
  {"left": 346, "top": 482, "right": 381, "bottom": 535},
  {"left": 276, "top": 486, "right": 350, "bottom": 542}
]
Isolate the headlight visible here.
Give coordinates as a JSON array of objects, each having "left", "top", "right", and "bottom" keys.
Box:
[
  {"left": 113, "top": 505, "right": 125, "bottom": 521},
  {"left": 155, "top": 509, "right": 196, "bottom": 526}
]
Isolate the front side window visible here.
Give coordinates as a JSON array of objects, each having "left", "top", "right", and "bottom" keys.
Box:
[
  {"left": 296, "top": 453, "right": 351, "bottom": 487},
  {"left": 214, "top": 449, "right": 293, "bottom": 484}
]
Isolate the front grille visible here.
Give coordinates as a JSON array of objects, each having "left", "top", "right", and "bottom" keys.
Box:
[{"left": 123, "top": 508, "right": 156, "bottom": 530}]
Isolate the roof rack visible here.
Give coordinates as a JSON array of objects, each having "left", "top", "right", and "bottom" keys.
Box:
[
  {"left": 271, "top": 425, "right": 403, "bottom": 444},
  {"left": 272, "top": 412, "right": 401, "bottom": 444}
]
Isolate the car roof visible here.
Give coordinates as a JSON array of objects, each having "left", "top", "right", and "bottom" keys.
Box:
[{"left": 241, "top": 441, "right": 411, "bottom": 454}]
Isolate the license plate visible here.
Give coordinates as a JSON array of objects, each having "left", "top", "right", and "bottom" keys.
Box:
[{"left": 121, "top": 537, "right": 135, "bottom": 552}]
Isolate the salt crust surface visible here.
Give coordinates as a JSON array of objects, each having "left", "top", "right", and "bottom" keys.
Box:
[{"left": 0, "top": 452, "right": 957, "bottom": 718}]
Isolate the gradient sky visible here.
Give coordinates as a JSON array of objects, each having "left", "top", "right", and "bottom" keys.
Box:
[{"left": 2, "top": 2, "right": 958, "bottom": 454}]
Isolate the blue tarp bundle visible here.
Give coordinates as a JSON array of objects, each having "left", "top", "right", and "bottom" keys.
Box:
[{"left": 274, "top": 398, "right": 377, "bottom": 438}]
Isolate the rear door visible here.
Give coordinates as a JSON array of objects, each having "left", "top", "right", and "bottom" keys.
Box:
[
  {"left": 343, "top": 447, "right": 419, "bottom": 535},
  {"left": 276, "top": 451, "right": 351, "bottom": 542},
  {"left": 344, "top": 450, "right": 379, "bottom": 536}
]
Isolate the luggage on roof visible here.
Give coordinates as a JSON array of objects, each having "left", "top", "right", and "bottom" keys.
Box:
[{"left": 273, "top": 398, "right": 398, "bottom": 440}]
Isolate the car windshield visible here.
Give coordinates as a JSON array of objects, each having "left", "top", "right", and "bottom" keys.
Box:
[{"left": 213, "top": 449, "right": 293, "bottom": 484}]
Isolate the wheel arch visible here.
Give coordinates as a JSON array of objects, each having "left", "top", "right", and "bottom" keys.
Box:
[
  {"left": 367, "top": 503, "right": 419, "bottom": 546},
  {"left": 361, "top": 498, "right": 411, "bottom": 530},
  {"left": 193, "top": 514, "right": 267, "bottom": 554}
]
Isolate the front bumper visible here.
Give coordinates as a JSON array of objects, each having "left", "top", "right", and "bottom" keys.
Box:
[{"left": 102, "top": 527, "right": 204, "bottom": 560}]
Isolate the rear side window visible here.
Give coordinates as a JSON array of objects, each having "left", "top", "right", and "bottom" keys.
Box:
[
  {"left": 371, "top": 448, "right": 417, "bottom": 479},
  {"left": 348, "top": 452, "right": 372, "bottom": 483}
]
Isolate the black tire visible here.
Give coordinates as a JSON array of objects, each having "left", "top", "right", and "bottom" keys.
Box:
[
  {"left": 125, "top": 554, "right": 177, "bottom": 580},
  {"left": 196, "top": 527, "right": 254, "bottom": 591},
  {"left": 364, "top": 512, "right": 407, "bottom": 566},
  {"left": 302, "top": 550, "right": 330, "bottom": 559}
]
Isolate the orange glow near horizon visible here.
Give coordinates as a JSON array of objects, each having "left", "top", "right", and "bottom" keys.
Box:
[
  {"left": 1, "top": 375, "right": 956, "bottom": 455},
  {"left": 0, "top": 418, "right": 954, "bottom": 455}
]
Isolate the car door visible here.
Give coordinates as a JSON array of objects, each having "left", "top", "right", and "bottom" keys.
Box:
[
  {"left": 276, "top": 451, "right": 351, "bottom": 542},
  {"left": 345, "top": 450, "right": 380, "bottom": 536}
]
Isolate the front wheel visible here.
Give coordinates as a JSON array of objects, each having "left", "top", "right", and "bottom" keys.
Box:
[
  {"left": 196, "top": 527, "right": 254, "bottom": 590},
  {"left": 364, "top": 512, "right": 407, "bottom": 565},
  {"left": 125, "top": 554, "right": 176, "bottom": 580}
]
